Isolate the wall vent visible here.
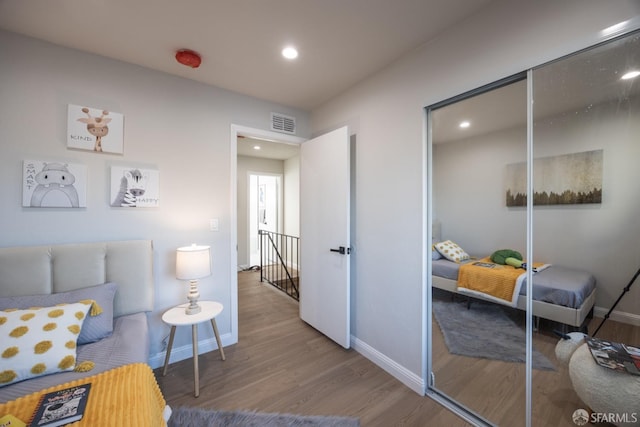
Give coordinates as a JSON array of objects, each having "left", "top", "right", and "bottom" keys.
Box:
[{"left": 271, "top": 112, "right": 296, "bottom": 135}]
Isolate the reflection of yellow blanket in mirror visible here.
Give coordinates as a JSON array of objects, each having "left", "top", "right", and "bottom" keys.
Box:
[
  {"left": 457, "top": 257, "right": 545, "bottom": 306},
  {"left": 0, "top": 363, "right": 166, "bottom": 427}
]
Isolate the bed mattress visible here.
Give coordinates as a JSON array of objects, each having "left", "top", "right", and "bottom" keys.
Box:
[
  {"left": 0, "top": 312, "right": 149, "bottom": 403},
  {"left": 432, "top": 259, "right": 595, "bottom": 309}
]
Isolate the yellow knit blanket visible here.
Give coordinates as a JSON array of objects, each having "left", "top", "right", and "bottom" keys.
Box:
[
  {"left": 457, "top": 257, "right": 545, "bottom": 307},
  {"left": 0, "top": 363, "right": 166, "bottom": 426}
]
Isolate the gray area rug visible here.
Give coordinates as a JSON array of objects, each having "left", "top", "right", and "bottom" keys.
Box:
[
  {"left": 433, "top": 297, "right": 555, "bottom": 370},
  {"left": 168, "top": 407, "right": 360, "bottom": 427}
]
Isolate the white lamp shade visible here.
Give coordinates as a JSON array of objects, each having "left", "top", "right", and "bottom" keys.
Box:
[{"left": 176, "top": 244, "right": 211, "bottom": 280}]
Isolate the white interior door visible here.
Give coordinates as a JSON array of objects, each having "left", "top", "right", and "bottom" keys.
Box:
[{"left": 300, "top": 126, "right": 350, "bottom": 348}]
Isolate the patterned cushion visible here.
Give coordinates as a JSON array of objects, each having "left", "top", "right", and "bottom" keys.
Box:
[
  {"left": 0, "top": 282, "right": 117, "bottom": 345},
  {"left": 432, "top": 244, "right": 442, "bottom": 260},
  {"left": 434, "top": 240, "right": 470, "bottom": 263},
  {"left": 0, "top": 302, "right": 91, "bottom": 387}
]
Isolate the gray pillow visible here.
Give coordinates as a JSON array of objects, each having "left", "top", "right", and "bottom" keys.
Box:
[{"left": 0, "top": 282, "right": 117, "bottom": 344}]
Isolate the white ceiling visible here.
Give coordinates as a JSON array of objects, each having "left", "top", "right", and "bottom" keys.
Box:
[
  {"left": 432, "top": 79, "right": 527, "bottom": 144},
  {"left": 2, "top": 1, "right": 637, "bottom": 150},
  {"left": 0, "top": 0, "right": 495, "bottom": 111},
  {"left": 238, "top": 136, "right": 300, "bottom": 160},
  {"left": 433, "top": 31, "right": 640, "bottom": 144}
]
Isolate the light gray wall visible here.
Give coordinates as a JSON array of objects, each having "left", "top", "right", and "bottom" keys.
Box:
[
  {"left": 433, "top": 126, "right": 527, "bottom": 255},
  {"left": 0, "top": 30, "right": 310, "bottom": 363},
  {"left": 435, "top": 97, "right": 640, "bottom": 318},
  {"left": 532, "top": 102, "right": 640, "bottom": 316},
  {"left": 311, "top": 0, "right": 640, "bottom": 388},
  {"left": 284, "top": 156, "right": 300, "bottom": 238}
]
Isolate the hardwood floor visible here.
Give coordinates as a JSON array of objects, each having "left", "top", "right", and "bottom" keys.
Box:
[
  {"left": 155, "top": 270, "right": 471, "bottom": 426},
  {"left": 431, "top": 293, "right": 639, "bottom": 427},
  {"left": 155, "top": 271, "right": 638, "bottom": 426}
]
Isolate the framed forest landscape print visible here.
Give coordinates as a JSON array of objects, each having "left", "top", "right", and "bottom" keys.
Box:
[
  {"left": 23, "top": 160, "right": 87, "bottom": 208},
  {"left": 505, "top": 149, "right": 603, "bottom": 206},
  {"left": 67, "top": 104, "right": 124, "bottom": 154}
]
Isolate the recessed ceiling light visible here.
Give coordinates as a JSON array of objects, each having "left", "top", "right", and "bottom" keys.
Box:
[
  {"left": 253, "top": 145, "right": 261, "bottom": 150},
  {"left": 621, "top": 70, "right": 640, "bottom": 80},
  {"left": 459, "top": 121, "right": 470, "bottom": 128},
  {"left": 282, "top": 46, "right": 298, "bottom": 60}
]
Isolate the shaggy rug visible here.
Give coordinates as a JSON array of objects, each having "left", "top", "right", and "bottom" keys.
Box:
[
  {"left": 168, "top": 407, "right": 360, "bottom": 427},
  {"left": 432, "top": 297, "right": 555, "bottom": 370}
]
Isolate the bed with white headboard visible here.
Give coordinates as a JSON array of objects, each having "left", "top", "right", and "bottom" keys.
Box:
[{"left": 0, "top": 240, "right": 166, "bottom": 424}]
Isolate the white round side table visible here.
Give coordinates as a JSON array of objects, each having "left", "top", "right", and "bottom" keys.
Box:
[{"left": 161, "top": 300, "right": 226, "bottom": 397}]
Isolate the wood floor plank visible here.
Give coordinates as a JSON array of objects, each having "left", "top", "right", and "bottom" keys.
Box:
[
  {"left": 155, "top": 271, "right": 470, "bottom": 426},
  {"left": 155, "top": 271, "right": 637, "bottom": 426}
]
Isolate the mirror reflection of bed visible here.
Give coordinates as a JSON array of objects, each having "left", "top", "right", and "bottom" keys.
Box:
[
  {"left": 429, "top": 30, "right": 640, "bottom": 427},
  {"left": 430, "top": 78, "right": 530, "bottom": 425}
]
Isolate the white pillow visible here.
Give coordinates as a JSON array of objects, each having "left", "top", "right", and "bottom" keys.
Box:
[
  {"left": 434, "top": 240, "right": 470, "bottom": 263},
  {"left": 0, "top": 302, "right": 91, "bottom": 387},
  {"left": 431, "top": 243, "right": 442, "bottom": 260}
]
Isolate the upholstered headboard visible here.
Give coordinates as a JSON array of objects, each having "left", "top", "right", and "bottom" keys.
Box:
[{"left": 0, "top": 240, "right": 154, "bottom": 317}]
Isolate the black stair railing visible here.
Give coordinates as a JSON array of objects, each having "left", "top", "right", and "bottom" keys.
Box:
[{"left": 259, "top": 230, "right": 299, "bottom": 300}]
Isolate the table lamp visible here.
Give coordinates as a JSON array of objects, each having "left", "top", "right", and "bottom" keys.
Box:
[{"left": 176, "top": 244, "right": 211, "bottom": 315}]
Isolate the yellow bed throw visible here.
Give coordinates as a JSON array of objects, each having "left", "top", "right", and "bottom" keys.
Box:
[
  {"left": 0, "top": 363, "right": 166, "bottom": 426},
  {"left": 457, "top": 257, "right": 547, "bottom": 307}
]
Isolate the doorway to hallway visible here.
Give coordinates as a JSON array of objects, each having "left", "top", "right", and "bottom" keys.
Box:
[
  {"left": 230, "top": 123, "right": 352, "bottom": 351},
  {"left": 248, "top": 173, "right": 282, "bottom": 267}
]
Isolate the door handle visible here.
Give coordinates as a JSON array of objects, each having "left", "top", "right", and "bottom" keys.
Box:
[{"left": 329, "top": 246, "right": 350, "bottom": 255}]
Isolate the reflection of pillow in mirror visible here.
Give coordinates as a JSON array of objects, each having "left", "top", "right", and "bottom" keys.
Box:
[
  {"left": 0, "top": 283, "right": 117, "bottom": 345},
  {"left": 0, "top": 302, "right": 91, "bottom": 387},
  {"left": 434, "top": 240, "right": 470, "bottom": 263},
  {"left": 432, "top": 242, "right": 442, "bottom": 260}
]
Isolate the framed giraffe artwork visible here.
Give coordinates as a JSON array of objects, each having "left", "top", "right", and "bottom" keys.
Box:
[
  {"left": 109, "top": 166, "right": 160, "bottom": 208},
  {"left": 22, "top": 160, "right": 87, "bottom": 208},
  {"left": 67, "top": 104, "right": 124, "bottom": 154}
]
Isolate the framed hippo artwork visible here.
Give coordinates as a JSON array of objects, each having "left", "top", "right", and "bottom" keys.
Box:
[
  {"left": 67, "top": 104, "right": 124, "bottom": 154},
  {"left": 109, "top": 166, "right": 159, "bottom": 208},
  {"left": 22, "top": 160, "right": 87, "bottom": 208}
]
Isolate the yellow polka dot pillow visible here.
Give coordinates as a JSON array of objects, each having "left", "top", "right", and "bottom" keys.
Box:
[
  {"left": 0, "top": 302, "right": 91, "bottom": 387},
  {"left": 0, "top": 282, "right": 117, "bottom": 345},
  {"left": 434, "top": 240, "right": 470, "bottom": 263}
]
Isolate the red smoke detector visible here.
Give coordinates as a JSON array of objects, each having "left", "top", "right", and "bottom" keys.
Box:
[{"left": 175, "top": 49, "right": 202, "bottom": 68}]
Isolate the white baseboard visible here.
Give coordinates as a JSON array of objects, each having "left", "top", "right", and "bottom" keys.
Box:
[
  {"left": 148, "top": 332, "right": 234, "bottom": 369},
  {"left": 351, "top": 336, "right": 425, "bottom": 395},
  {"left": 593, "top": 305, "right": 640, "bottom": 327}
]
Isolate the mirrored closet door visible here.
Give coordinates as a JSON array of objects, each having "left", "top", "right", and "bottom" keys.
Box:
[
  {"left": 429, "top": 77, "right": 529, "bottom": 426},
  {"left": 530, "top": 31, "right": 640, "bottom": 425},
  {"left": 427, "top": 29, "right": 640, "bottom": 427}
]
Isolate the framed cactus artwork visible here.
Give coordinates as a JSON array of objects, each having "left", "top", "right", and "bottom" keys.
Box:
[
  {"left": 22, "top": 160, "right": 87, "bottom": 208},
  {"left": 67, "top": 104, "right": 124, "bottom": 154}
]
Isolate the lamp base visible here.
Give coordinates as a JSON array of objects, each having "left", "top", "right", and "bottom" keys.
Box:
[
  {"left": 185, "top": 280, "right": 201, "bottom": 315},
  {"left": 185, "top": 302, "right": 201, "bottom": 315}
]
